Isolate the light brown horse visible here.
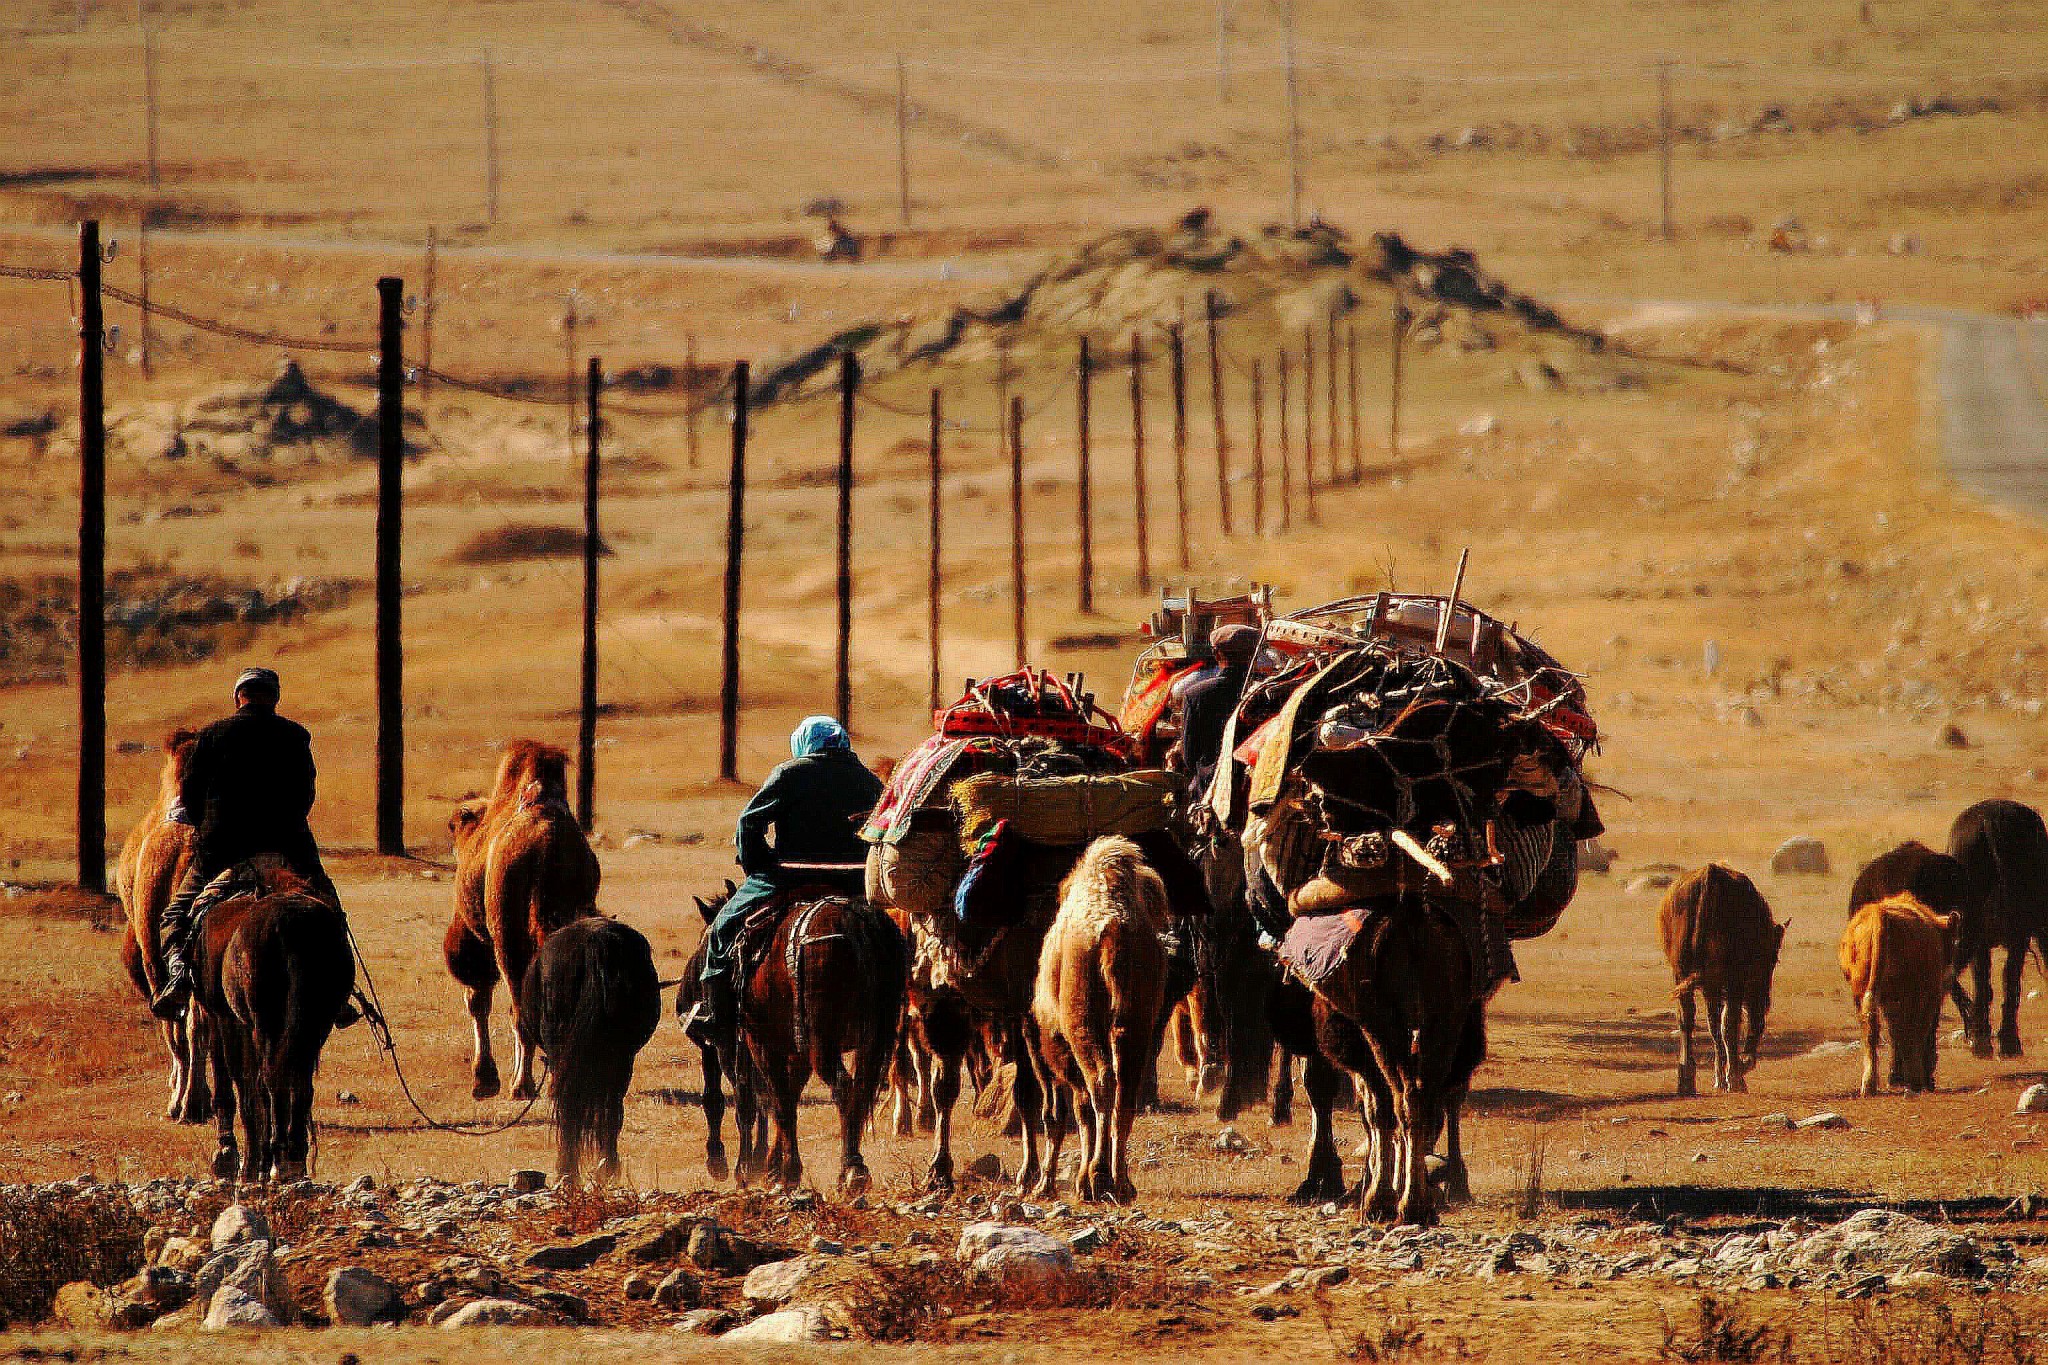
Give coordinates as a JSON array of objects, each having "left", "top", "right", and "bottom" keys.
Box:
[
  {"left": 1029, "top": 836, "right": 1173, "bottom": 1202},
  {"left": 116, "top": 728, "right": 208, "bottom": 1123},
  {"left": 190, "top": 857, "right": 355, "bottom": 1182},
  {"left": 444, "top": 741, "right": 600, "bottom": 1100}
]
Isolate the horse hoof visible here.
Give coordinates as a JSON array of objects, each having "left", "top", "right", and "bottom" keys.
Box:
[
  {"left": 707, "top": 1148, "right": 730, "bottom": 1183},
  {"left": 1999, "top": 1036, "right": 2025, "bottom": 1060},
  {"left": 512, "top": 1080, "right": 539, "bottom": 1101},
  {"left": 839, "top": 1165, "right": 871, "bottom": 1197},
  {"left": 1289, "top": 1176, "right": 1340, "bottom": 1206},
  {"left": 211, "top": 1147, "right": 239, "bottom": 1179},
  {"left": 1364, "top": 1195, "right": 1401, "bottom": 1223},
  {"left": 925, "top": 1161, "right": 955, "bottom": 1195},
  {"left": 473, "top": 1072, "right": 502, "bottom": 1101}
]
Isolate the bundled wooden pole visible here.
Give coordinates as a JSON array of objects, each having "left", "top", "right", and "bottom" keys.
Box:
[
  {"left": 1128, "top": 332, "right": 1151, "bottom": 593},
  {"left": 374, "top": 276, "right": 406, "bottom": 855},
  {"left": 1390, "top": 293, "right": 1410, "bottom": 466},
  {"left": 684, "top": 334, "right": 700, "bottom": 467},
  {"left": 1009, "top": 395, "right": 1027, "bottom": 667},
  {"left": 1248, "top": 359, "right": 1265, "bottom": 536},
  {"left": 926, "top": 389, "right": 942, "bottom": 713},
  {"left": 1205, "top": 291, "right": 1230, "bottom": 535},
  {"left": 577, "top": 356, "right": 600, "bottom": 832},
  {"left": 76, "top": 222, "right": 107, "bottom": 893},
  {"left": 836, "top": 351, "right": 857, "bottom": 728},
  {"left": 1300, "top": 323, "right": 1317, "bottom": 496},
  {"left": 420, "top": 226, "right": 437, "bottom": 399},
  {"left": 1076, "top": 336, "right": 1093, "bottom": 615},
  {"left": 1277, "top": 347, "right": 1293, "bottom": 532},
  {"left": 1169, "top": 322, "right": 1190, "bottom": 570},
  {"left": 136, "top": 217, "right": 152, "bottom": 380},
  {"left": 719, "top": 362, "right": 748, "bottom": 782}
]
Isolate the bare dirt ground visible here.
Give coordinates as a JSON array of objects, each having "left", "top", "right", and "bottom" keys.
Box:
[{"left": 7, "top": 0, "right": 2048, "bottom": 1357}]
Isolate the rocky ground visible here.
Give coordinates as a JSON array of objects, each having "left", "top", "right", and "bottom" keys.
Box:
[{"left": 11, "top": 1163, "right": 2047, "bottom": 1345}]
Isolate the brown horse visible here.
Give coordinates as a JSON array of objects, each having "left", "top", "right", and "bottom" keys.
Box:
[
  {"left": 445, "top": 741, "right": 600, "bottom": 1100},
  {"left": 680, "top": 885, "right": 905, "bottom": 1191},
  {"left": 116, "top": 729, "right": 208, "bottom": 1123},
  {"left": 517, "top": 916, "right": 662, "bottom": 1184},
  {"left": 1029, "top": 837, "right": 1173, "bottom": 1203},
  {"left": 190, "top": 857, "right": 355, "bottom": 1182}
]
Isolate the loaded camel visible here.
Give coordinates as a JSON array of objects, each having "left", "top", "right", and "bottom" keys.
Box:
[{"left": 117, "top": 729, "right": 208, "bottom": 1123}]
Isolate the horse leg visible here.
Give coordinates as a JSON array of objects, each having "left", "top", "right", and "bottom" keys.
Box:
[
  {"left": 177, "top": 1009, "right": 213, "bottom": 1124},
  {"left": 1701, "top": 988, "right": 1729, "bottom": 1092},
  {"left": 1998, "top": 939, "right": 2028, "bottom": 1058},
  {"left": 1291, "top": 1051, "right": 1346, "bottom": 1205},
  {"left": 1271, "top": 1051, "right": 1295, "bottom": 1126},
  {"left": 206, "top": 1013, "right": 240, "bottom": 1180},
  {"left": 1394, "top": 1081, "right": 1438, "bottom": 1228},
  {"left": 1011, "top": 1022, "right": 1047, "bottom": 1197},
  {"left": 235, "top": 1033, "right": 269, "bottom": 1183},
  {"left": 1438, "top": 1094, "right": 1473, "bottom": 1206},
  {"left": 772, "top": 1062, "right": 806, "bottom": 1190},
  {"left": 699, "top": 1042, "right": 730, "bottom": 1181},
  {"left": 1717, "top": 993, "right": 1746, "bottom": 1093},
  {"left": 273, "top": 1062, "right": 315, "bottom": 1182},
  {"left": 1674, "top": 985, "right": 1698, "bottom": 1097},
  {"left": 1963, "top": 946, "right": 1994, "bottom": 1058},
  {"left": 1860, "top": 991, "right": 1882, "bottom": 1096}
]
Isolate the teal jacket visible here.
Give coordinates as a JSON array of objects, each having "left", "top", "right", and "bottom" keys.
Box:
[{"left": 735, "top": 748, "right": 884, "bottom": 878}]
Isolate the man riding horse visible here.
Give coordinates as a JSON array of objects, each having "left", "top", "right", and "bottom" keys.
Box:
[
  {"left": 682, "top": 715, "right": 884, "bottom": 1048},
  {"left": 1171, "top": 624, "right": 1260, "bottom": 795},
  {"left": 149, "top": 667, "right": 352, "bottom": 1026}
]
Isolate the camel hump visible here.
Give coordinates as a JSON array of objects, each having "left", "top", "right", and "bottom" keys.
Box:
[{"left": 492, "top": 740, "right": 573, "bottom": 809}]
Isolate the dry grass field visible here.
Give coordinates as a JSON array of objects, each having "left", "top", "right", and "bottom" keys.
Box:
[{"left": 5, "top": 0, "right": 2048, "bottom": 1358}]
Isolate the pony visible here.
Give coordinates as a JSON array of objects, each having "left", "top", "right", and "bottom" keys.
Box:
[
  {"left": 682, "top": 884, "right": 905, "bottom": 1191},
  {"left": 189, "top": 856, "right": 355, "bottom": 1182},
  {"left": 445, "top": 741, "right": 600, "bottom": 1100},
  {"left": 1029, "top": 836, "right": 1173, "bottom": 1202},
  {"left": 116, "top": 728, "right": 208, "bottom": 1123},
  {"left": 517, "top": 916, "right": 662, "bottom": 1184}
]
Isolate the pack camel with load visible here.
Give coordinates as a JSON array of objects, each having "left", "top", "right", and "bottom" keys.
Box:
[
  {"left": 861, "top": 668, "right": 1204, "bottom": 1196},
  {"left": 1128, "top": 563, "right": 1601, "bottom": 1223}
]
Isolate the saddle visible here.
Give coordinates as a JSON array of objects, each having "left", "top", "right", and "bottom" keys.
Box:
[
  {"left": 731, "top": 885, "right": 845, "bottom": 984},
  {"left": 191, "top": 854, "right": 325, "bottom": 928},
  {"left": 1275, "top": 891, "right": 1506, "bottom": 999}
]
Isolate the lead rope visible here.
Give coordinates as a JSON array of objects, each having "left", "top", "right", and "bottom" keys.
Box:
[{"left": 343, "top": 920, "right": 545, "bottom": 1137}]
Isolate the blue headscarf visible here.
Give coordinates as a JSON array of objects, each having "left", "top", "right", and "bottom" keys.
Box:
[{"left": 790, "top": 715, "right": 851, "bottom": 758}]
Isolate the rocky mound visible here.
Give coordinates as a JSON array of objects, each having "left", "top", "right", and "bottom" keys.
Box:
[{"left": 753, "top": 210, "right": 1620, "bottom": 404}]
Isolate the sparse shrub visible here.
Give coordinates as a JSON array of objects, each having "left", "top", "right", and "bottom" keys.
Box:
[
  {"left": 1659, "top": 1294, "right": 1791, "bottom": 1364},
  {"left": 0, "top": 1184, "right": 148, "bottom": 1325},
  {"left": 1517, "top": 1125, "right": 1548, "bottom": 1219},
  {"left": 1317, "top": 1293, "right": 1464, "bottom": 1362},
  {"left": 555, "top": 1179, "right": 644, "bottom": 1232},
  {"left": 1819, "top": 1295, "right": 2042, "bottom": 1365}
]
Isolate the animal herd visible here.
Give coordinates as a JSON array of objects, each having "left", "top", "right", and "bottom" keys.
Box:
[
  {"left": 1658, "top": 797, "right": 2048, "bottom": 1099},
  {"left": 115, "top": 730, "right": 2048, "bottom": 1215}
]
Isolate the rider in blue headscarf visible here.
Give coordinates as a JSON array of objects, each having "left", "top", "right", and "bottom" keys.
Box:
[{"left": 681, "top": 716, "right": 884, "bottom": 1047}]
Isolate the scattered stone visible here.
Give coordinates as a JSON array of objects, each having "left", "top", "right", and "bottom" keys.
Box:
[
  {"left": 524, "top": 1232, "right": 617, "bottom": 1271},
  {"left": 53, "top": 1282, "right": 118, "bottom": 1329},
  {"left": 508, "top": 1169, "right": 547, "bottom": 1194},
  {"left": 1937, "top": 721, "right": 1971, "bottom": 750},
  {"left": 1214, "top": 1125, "right": 1251, "bottom": 1153},
  {"left": 621, "top": 1271, "right": 656, "bottom": 1301},
  {"left": 124, "top": 1265, "right": 195, "bottom": 1312},
  {"left": 674, "top": 1308, "right": 736, "bottom": 1334},
  {"left": 1790, "top": 1210, "right": 1986, "bottom": 1280},
  {"left": 1579, "top": 840, "right": 1617, "bottom": 874},
  {"left": 1625, "top": 872, "right": 1676, "bottom": 895},
  {"left": 209, "top": 1204, "right": 270, "bottom": 1251},
  {"left": 809, "top": 1236, "right": 845, "bottom": 1256},
  {"left": 202, "top": 1286, "right": 281, "bottom": 1330},
  {"left": 958, "top": 1222, "right": 1078, "bottom": 1295},
  {"left": 324, "top": 1267, "right": 404, "bottom": 1326},
  {"left": 1069, "top": 1224, "right": 1106, "bottom": 1254},
  {"left": 194, "top": 1241, "right": 293, "bottom": 1324},
  {"left": 742, "top": 1255, "right": 830, "bottom": 1309},
  {"left": 439, "top": 1298, "right": 555, "bottom": 1328},
  {"left": 966, "top": 1152, "right": 1005, "bottom": 1181},
  {"left": 1458, "top": 413, "right": 1499, "bottom": 438},
  {"left": 2017, "top": 1083, "right": 2048, "bottom": 1114},
  {"left": 1795, "top": 1112, "right": 1851, "bottom": 1131},
  {"left": 532, "top": 1290, "right": 589, "bottom": 1322},
  {"left": 1771, "top": 836, "right": 1830, "bottom": 876},
  {"left": 625, "top": 1215, "right": 695, "bottom": 1263},
  {"left": 721, "top": 1306, "right": 835, "bottom": 1343},
  {"left": 654, "top": 1267, "right": 700, "bottom": 1310}
]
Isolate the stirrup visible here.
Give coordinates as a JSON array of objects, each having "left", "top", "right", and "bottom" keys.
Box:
[{"left": 149, "top": 972, "right": 192, "bottom": 1022}]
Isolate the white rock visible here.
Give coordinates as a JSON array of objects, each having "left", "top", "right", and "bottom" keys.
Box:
[
  {"left": 201, "top": 1286, "right": 280, "bottom": 1331},
  {"left": 193, "top": 1241, "right": 292, "bottom": 1324},
  {"left": 209, "top": 1205, "right": 270, "bottom": 1251},
  {"left": 1458, "top": 413, "right": 1498, "bottom": 438},
  {"left": 741, "top": 1256, "right": 829, "bottom": 1309},
  {"left": 1770, "top": 836, "right": 1830, "bottom": 875},
  {"left": 439, "top": 1298, "right": 554, "bottom": 1328},
  {"left": 2018, "top": 1083, "right": 2048, "bottom": 1114},
  {"left": 722, "top": 1307, "right": 834, "bottom": 1343},
  {"left": 957, "top": 1222, "right": 1077, "bottom": 1295}
]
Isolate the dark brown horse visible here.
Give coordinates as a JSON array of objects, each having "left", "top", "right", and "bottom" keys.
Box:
[
  {"left": 189, "top": 856, "right": 355, "bottom": 1182},
  {"left": 518, "top": 916, "right": 662, "bottom": 1184},
  {"left": 680, "top": 885, "right": 905, "bottom": 1191}
]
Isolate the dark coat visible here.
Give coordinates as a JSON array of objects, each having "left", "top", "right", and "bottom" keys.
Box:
[
  {"left": 178, "top": 706, "right": 319, "bottom": 866},
  {"left": 1178, "top": 661, "right": 1250, "bottom": 781},
  {"left": 735, "top": 748, "right": 884, "bottom": 879}
]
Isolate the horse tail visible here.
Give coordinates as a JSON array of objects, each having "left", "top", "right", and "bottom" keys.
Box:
[
  {"left": 528, "top": 918, "right": 661, "bottom": 1180},
  {"left": 263, "top": 901, "right": 353, "bottom": 1103}
]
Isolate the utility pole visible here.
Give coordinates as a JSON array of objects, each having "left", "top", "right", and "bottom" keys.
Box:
[
  {"left": 926, "top": 389, "right": 942, "bottom": 714},
  {"left": 374, "top": 277, "right": 406, "bottom": 856},
  {"left": 1205, "top": 291, "right": 1230, "bottom": 535},
  {"left": 1009, "top": 396, "right": 1026, "bottom": 668},
  {"left": 1282, "top": 0, "right": 1303, "bottom": 229},
  {"left": 1169, "top": 321, "right": 1189, "bottom": 569},
  {"left": 1389, "top": 291, "right": 1411, "bottom": 465},
  {"left": 136, "top": 216, "right": 152, "bottom": 379},
  {"left": 562, "top": 291, "right": 580, "bottom": 458},
  {"left": 1657, "top": 58, "right": 1675, "bottom": 240},
  {"left": 895, "top": 54, "right": 912, "bottom": 228},
  {"left": 835, "top": 351, "right": 856, "bottom": 729},
  {"left": 1128, "top": 332, "right": 1150, "bottom": 593},
  {"left": 719, "top": 363, "right": 749, "bottom": 782},
  {"left": 77, "top": 222, "right": 107, "bottom": 894},
  {"left": 577, "top": 357, "right": 601, "bottom": 833},
  {"left": 480, "top": 49, "right": 501, "bottom": 225},
  {"left": 684, "top": 334, "right": 701, "bottom": 467},
  {"left": 1216, "top": 0, "right": 1231, "bottom": 103},
  {"left": 1076, "top": 336, "right": 1093, "bottom": 615},
  {"left": 142, "top": 15, "right": 160, "bottom": 191},
  {"left": 419, "top": 226, "right": 437, "bottom": 398}
]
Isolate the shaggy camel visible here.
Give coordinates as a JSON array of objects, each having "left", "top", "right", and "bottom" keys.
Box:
[
  {"left": 445, "top": 741, "right": 600, "bottom": 1100},
  {"left": 1659, "top": 864, "right": 1786, "bottom": 1096},
  {"left": 1030, "top": 836, "right": 1173, "bottom": 1203},
  {"left": 1841, "top": 893, "right": 1960, "bottom": 1096},
  {"left": 117, "top": 728, "right": 208, "bottom": 1123}
]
